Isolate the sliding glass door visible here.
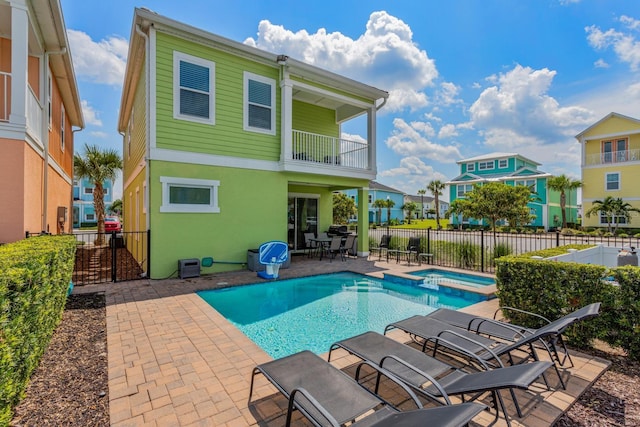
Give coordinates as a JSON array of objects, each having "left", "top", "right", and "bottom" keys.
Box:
[{"left": 287, "top": 196, "right": 318, "bottom": 251}]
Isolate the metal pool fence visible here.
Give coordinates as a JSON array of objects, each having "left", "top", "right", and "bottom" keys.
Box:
[{"left": 368, "top": 227, "right": 640, "bottom": 273}]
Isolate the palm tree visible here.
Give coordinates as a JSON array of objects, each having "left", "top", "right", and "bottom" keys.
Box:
[
  {"left": 427, "top": 180, "right": 446, "bottom": 229},
  {"left": 417, "top": 189, "right": 426, "bottom": 219},
  {"left": 547, "top": 174, "right": 582, "bottom": 229},
  {"left": 109, "top": 199, "right": 123, "bottom": 216},
  {"left": 74, "top": 144, "right": 123, "bottom": 244},
  {"left": 384, "top": 198, "right": 395, "bottom": 225},
  {"left": 400, "top": 201, "right": 418, "bottom": 224},
  {"left": 372, "top": 199, "right": 386, "bottom": 225},
  {"left": 588, "top": 197, "right": 640, "bottom": 234}
]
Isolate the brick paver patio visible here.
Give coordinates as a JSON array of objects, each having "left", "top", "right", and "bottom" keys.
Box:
[{"left": 81, "top": 255, "right": 610, "bottom": 426}]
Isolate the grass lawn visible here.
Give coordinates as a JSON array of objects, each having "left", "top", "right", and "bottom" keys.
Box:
[{"left": 385, "top": 218, "right": 449, "bottom": 229}]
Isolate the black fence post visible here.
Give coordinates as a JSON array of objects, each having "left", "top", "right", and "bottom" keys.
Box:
[
  {"left": 480, "top": 229, "right": 485, "bottom": 273},
  {"left": 111, "top": 231, "right": 117, "bottom": 282},
  {"left": 556, "top": 230, "right": 560, "bottom": 247},
  {"left": 427, "top": 227, "right": 431, "bottom": 257}
]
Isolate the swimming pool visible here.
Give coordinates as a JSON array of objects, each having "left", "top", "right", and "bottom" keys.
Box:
[
  {"left": 409, "top": 269, "right": 496, "bottom": 288},
  {"left": 197, "top": 272, "right": 479, "bottom": 358}
]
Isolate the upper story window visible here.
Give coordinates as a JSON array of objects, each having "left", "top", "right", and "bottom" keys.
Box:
[
  {"left": 84, "top": 187, "right": 93, "bottom": 194},
  {"left": 606, "top": 172, "right": 620, "bottom": 191},
  {"left": 173, "top": 52, "right": 215, "bottom": 125},
  {"left": 602, "top": 139, "right": 627, "bottom": 163},
  {"left": 498, "top": 159, "right": 508, "bottom": 168},
  {"left": 457, "top": 184, "right": 474, "bottom": 197},
  {"left": 368, "top": 194, "right": 373, "bottom": 203},
  {"left": 60, "top": 105, "right": 66, "bottom": 151},
  {"left": 160, "top": 176, "right": 220, "bottom": 213},
  {"left": 467, "top": 163, "right": 475, "bottom": 172},
  {"left": 515, "top": 179, "right": 536, "bottom": 192},
  {"left": 478, "top": 161, "right": 494, "bottom": 170},
  {"left": 244, "top": 72, "right": 276, "bottom": 135}
]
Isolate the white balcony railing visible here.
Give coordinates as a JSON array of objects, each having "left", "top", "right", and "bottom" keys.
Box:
[
  {"left": 292, "top": 129, "right": 369, "bottom": 169},
  {"left": 0, "top": 71, "right": 9, "bottom": 122},
  {"left": 26, "top": 85, "right": 42, "bottom": 143},
  {"left": 586, "top": 149, "right": 640, "bottom": 166}
]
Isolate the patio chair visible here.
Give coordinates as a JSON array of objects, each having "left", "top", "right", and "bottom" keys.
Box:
[
  {"left": 248, "top": 350, "right": 486, "bottom": 427},
  {"left": 384, "top": 315, "right": 571, "bottom": 390},
  {"left": 389, "top": 236, "right": 421, "bottom": 265},
  {"left": 328, "top": 331, "right": 552, "bottom": 427},
  {"left": 326, "top": 236, "right": 345, "bottom": 262},
  {"left": 370, "top": 234, "right": 391, "bottom": 261},
  {"left": 343, "top": 234, "right": 356, "bottom": 258},
  {"left": 304, "top": 232, "right": 318, "bottom": 258},
  {"left": 427, "top": 302, "right": 601, "bottom": 368}
]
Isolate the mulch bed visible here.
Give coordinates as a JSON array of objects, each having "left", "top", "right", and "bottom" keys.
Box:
[{"left": 9, "top": 292, "right": 640, "bottom": 426}]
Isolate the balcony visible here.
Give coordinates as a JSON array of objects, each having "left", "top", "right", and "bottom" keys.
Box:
[
  {"left": 290, "top": 129, "right": 370, "bottom": 170},
  {"left": 586, "top": 149, "right": 640, "bottom": 166}
]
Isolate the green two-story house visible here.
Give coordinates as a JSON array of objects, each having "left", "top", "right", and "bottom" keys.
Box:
[
  {"left": 118, "top": 8, "right": 388, "bottom": 278},
  {"left": 447, "top": 152, "right": 576, "bottom": 230}
]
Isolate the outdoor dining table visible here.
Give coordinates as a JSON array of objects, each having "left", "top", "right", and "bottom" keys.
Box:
[{"left": 309, "top": 237, "right": 333, "bottom": 260}]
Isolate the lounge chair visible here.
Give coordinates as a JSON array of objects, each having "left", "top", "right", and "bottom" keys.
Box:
[
  {"left": 328, "top": 331, "right": 552, "bottom": 427},
  {"left": 427, "top": 302, "right": 601, "bottom": 368},
  {"left": 326, "top": 236, "right": 345, "bottom": 262},
  {"left": 385, "top": 315, "right": 571, "bottom": 389},
  {"left": 248, "top": 350, "right": 486, "bottom": 427}
]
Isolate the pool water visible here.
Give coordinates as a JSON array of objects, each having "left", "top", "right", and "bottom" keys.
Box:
[
  {"left": 197, "top": 272, "right": 478, "bottom": 358},
  {"left": 410, "top": 269, "right": 495, "bottom": 288}
]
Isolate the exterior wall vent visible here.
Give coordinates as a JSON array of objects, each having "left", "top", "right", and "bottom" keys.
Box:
[{"left": 178, "top": 258, "right": 200, "bottom": 279}]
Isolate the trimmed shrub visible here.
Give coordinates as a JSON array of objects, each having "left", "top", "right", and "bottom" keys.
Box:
[{"left": 0, "top": 235, "right": 76, "bottom": 426}]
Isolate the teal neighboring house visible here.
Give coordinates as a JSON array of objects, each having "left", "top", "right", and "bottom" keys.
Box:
[
  {"left": 447, "top": 152, "right": 576, "bottom": 230},
  {"left": 342, "top": 181, "right": 405, "bottom": 224},
  {"left": 72, "top": 177, "right": 114, "bottom": 228},
  {"left": 118, "top": 9, "right": 388, "bottom": 278}
]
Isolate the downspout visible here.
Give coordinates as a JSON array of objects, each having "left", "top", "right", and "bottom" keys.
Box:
[
  {"left": 41, "top": 48, "right": 66, "bottom": 232},
  {"left": 135, "top": 24, "right": 150, "bottom": 232}
]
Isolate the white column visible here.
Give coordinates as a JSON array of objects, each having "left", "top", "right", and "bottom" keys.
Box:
[
  {"left": 9, "top": 0, "right": 29, "bottom": 126},
  {"left": 280, "top": 76, "right": 293, "bottom": 162},
  {"left": 367, "top": 106, "right": 377, "bottom": 173},
  {"left": 357, "top": 187, "right": 369, "bottom": 256}
]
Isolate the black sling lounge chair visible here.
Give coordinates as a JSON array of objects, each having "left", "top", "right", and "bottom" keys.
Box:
[
  {"left": 385, "top": 315, "right": 574, "bottom": 390},
  {"left": 248, "top": 350, "right": 486, "bottom": 427},
  {"left": 328, "top": 331, "right": 552, "bottom": 427},
  {"left": 427, "top": 302, "right": 601, "bottom": 368}
]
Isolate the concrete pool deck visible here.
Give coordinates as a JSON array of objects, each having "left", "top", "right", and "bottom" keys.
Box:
[{"left": 75, "top": 255, "right": 611, "bottom": 426}]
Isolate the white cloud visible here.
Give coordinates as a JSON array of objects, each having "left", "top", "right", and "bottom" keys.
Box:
[
  {"left": 385, "top": 118, "right": 462, "bottom": 162},
  {"left": 469, "top": 64, "right": 594, "bottom": 146},
  {"left": 438, "top": 124, "right": 458, "bottom": 139},
  {"left": 67, "top": 29, "right": 128, "bottom": 85},
  {"left": 586, "top": 18, "right": 640, "bottom": 71},
  {"left": 81, "top": 100, "right": 102, "bottom": 126},
  {"left": 594, "top": 59, "right": 609, "bottom": 68},
  {"left": 89, "top": 131, "right": 109, "bottom": 139},
  {"left": 435, "top": 81, "right": 462, "bottom": 106},
  {"left": 244, "top": 11, "right": 437, "bottom": 111},
  {"left": 379, "top": 157, "right": 449, "bottom": 195}
]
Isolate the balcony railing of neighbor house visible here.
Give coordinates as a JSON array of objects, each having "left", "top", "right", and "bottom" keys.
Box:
[
  {"left": 292, "top": 129, "right": 369, "bottom": 169},
  {"left": 586, "top": 149, "right": 640, "bottom": 165},
  {"left": 0, "top": 71, "right": 9, "bottom": 122},
  {"left": 26, "top": 85, "right": 42, "bottom": 143}
]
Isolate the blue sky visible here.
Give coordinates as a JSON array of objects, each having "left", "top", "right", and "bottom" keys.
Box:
[{"left": 61, "top": 0, "right": 640, "bottom": 201}]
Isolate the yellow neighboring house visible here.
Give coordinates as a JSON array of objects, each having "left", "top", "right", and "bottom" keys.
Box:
[{"left": 576, "top": 112, "right": 640, "bottom": 229}]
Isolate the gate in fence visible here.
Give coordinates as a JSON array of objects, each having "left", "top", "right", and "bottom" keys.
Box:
[{"left": 71, "top": 230, "right": 150, "bottom": 285}]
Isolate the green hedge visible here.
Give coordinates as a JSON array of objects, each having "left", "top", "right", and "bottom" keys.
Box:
[
  {"left": 495, "top": 255, "right": 640, "bottom": 360},
  {"left": 0, "top": 236, "right": 76, "bottom": 426}
]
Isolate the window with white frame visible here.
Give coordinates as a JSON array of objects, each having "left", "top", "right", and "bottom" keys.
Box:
[
  {"left": 243, "top": 72, "right": 276, "bottom": 134},
  {"left": 85, "top": 213, "right": 95, "bottom": 221},
  {"left": 515, "top": 179, "right": 536, "bottom": 192},
  {"left": 368, "top": 194, "right": 373, "bottom": 203},
  {"left": 84, "top": 187, "right": 93, "bottom": 194},
  {"left": 467, "top": 163, "right": 475, "bottom": 172},
  {"left": 498, "top": 159, "right": 508, "bottom": 168},
  {"left": 60, "top": 105, "right": 65, "bottom": 151},
  {"left": 457, "top": 184, "right": 474, "bottom": 197},
  {"left": 478, "top": 161, "right": 494, "bottom": 170},
  {"left": 599, "top": 212, "right": 627, "bottom": 225},
  {"left": 103, "top": 188, "right": 109, "bottom": 196},
  {"left": 173, "top": 52, "right": 215, "bottom": 124},
  {"left": 160, "top": 176, "right": 220, "bottom": 213},
  {"left": 606, "top": 172, "right": 620, "bottom": 191}
]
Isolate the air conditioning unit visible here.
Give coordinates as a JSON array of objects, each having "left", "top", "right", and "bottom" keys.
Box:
[{"left": 178, "top": 258, "right": 200, "bottom": 279}]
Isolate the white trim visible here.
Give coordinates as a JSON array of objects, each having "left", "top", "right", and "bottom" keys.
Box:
[
  {"left": 243, "top": 71, "right": 276, "bottom": 135},
  {"left": 498, "top": 159, "right": 508, "bottom": 169},
  {"left": 159, "top": 176, "right": 220, "bottom": 213},
  {"left": 172, "top": 51, "right": 215, "bottom": 125},
  {"left": 288, "top": 192, "right": 321, "bottom": 199},
  {"left": 467, "top": 163, "right": 475, "bottom": 172},
  {"left": 583, "top": 197, "right": 640, "bottom": 202},
  {"left": 287, "top": 78, "right": 372, "bottom": 109},
  {"left": 152, "top": 147, "right": 279, "bottom": 171},
  {"left": 605, "top": 171, "right": 620, "bottom": 191},
  {"left": 514, "top": 178, "right": 537, "bottom": 193},
  {"left": 478, "top": 160, "right": 495, "bottom": 170}
]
